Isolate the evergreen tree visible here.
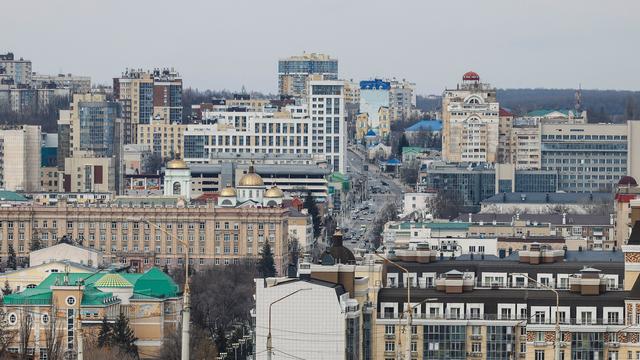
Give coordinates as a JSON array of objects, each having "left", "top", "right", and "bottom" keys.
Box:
[
  {"left": 98, "top": 316, "right": 112, "bottom": 348},
  {"left": 303, "top": 192, "right": 321, "bottom": 238},
  {"left": 30, "top": 237, "right": 42, "bottom": 252},
  {"left": 396, "top": 133, "right": 410, "bottom": 156},
  {"left": 257, "top": 241, "right": 276, "bottom": 278},
  {"left": 2, "top": 280, "right": 12, "bottom": 295},
  {"left": 7, "top": 244, "right": 16, "bottom": 270},
  {"left": 111, "top": 313, "right": 139, "bottom": 359}
]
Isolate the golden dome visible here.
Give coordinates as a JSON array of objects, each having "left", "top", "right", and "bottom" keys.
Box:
[
  {"left": 264, "top": 186, "right": 284, "bottom": 198},
  {"left": 166, "top": 159, "right": 188, "bottom": 169},
  {"left": 219, "top": 186, "right": 237, "bottom": 197},
  {"left": 238, "top": 166, "right": 264, "bottom": 187}
]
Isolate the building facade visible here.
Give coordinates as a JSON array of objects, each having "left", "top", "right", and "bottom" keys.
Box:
[
  {"left": 0, "top": 125, "right": 41, "bottom": 192},
  {"left": 442, "top": 72, "right": 500, "bottom": 163},
  {"left": 278, "top": 53, "right": 338, "bottom": 97}
]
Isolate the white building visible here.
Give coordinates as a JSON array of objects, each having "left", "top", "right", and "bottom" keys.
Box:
[
  {"left": 402, "top": 192, "right": 436, "bottom": 216},
  {"left": 30, "top": 243, "right": 103, "bottom": 268},
  {"left": 254, "top": 277, "right": 358, "bottom": 360},
  {"left": 308, "top": 80, "right": 346, "bottom": 173},
  {"left": 442, "top": 71, "right": 500, "bottom": 163}
]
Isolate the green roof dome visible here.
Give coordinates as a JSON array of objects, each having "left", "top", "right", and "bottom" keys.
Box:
[{"left": 95, "top": 273, "right": 133, "bottom": 288}]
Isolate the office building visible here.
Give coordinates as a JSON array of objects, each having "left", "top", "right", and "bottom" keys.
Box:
[
  {"left": 540, "top": 123, "right": 629, "bottom": 192},
  {"left": 0, "top": 125, "right": 42, "bottom": 192},
  {"left": 0, "top": 197, "right": 291, "bottom": 275},
  {"left": 418, "top": 163, "right": 558, "bottom": 207},
  {"left": 278, "top": 53, "right": 338, "bottom": 97},
  {"left": 442, "top": 71, "right": 500, "bottom": 163}
]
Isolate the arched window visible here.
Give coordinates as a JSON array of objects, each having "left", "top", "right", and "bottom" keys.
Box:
[{"left": 173, "top": 182, "right": 181, "bottom": 196}]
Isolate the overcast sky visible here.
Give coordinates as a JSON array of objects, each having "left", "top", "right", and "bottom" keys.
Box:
[{"left": 3, "top": 0, "right": 639, "bottom": 94}]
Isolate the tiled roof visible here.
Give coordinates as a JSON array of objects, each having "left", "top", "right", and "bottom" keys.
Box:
[{"left": 95, "top": 273, "right": 133, "bottom": 288}]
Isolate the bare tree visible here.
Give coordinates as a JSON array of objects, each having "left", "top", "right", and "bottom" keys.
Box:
[
  {"left": 0, "top": 308, "right": 17, "bottom": 358},
  {"left": 158, "top": 325, "right": 217, "bottom": 360},
  {"left": 17, "top": 310, "right": 33, "bottom": 360},
  {"left": 288, "top": 235, "right": 301, "bottom": 265},
  {"left": 432, "top": 190, "right": 465, "bottom": 220},
  {"left": 42, "top": 305, "right": 64, "bottom": 360}
]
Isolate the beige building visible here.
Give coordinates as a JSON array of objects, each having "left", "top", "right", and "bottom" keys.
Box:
[
  {"left": 0, "top": 260, "right": 95, "bottom": 293},
  {"left": 2, "top": 267, "right": 181, "bottom": 358},
  {"left": 63, "top": 153, "right": 115, "bottom": 193},
  {"left": 497, "top": 108, "right": 514, "bottom": 164},
  {"left": 442, "top": 71, "right": 500, "bottom": 163},
  {"left": 511, "top": 123, "right": 541, "bottom": 169},
  {"left": 0, "top": 125, "right": 41, "bottom": 192},
  {"left": 137, "top": 119, "right": 187, "bottom": 160}
]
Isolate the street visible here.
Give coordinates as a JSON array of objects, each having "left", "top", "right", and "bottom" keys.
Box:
[{"left": 336, "top": 144, "right": 405, "bottom": 254}]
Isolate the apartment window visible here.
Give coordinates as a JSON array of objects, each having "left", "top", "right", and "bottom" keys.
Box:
[
  {"left": 472, "top": 326, "right": 481, "bottom": 336},
  {"left": 608, "top": 312, "right": 620, "bottom": 324},
  {"left": 501, "top": 308, "right": 512, "bottom": 319},
  {"left": 610, "top": 352, "right": 619, "bottom": 360},
  {"left": 472, "top": 342, "right": 481, "bottom": 353},
  {"left": 535, "top": 332, "right": 545, "bottom": 342},
  {"left": 535, "top": 350, "right": 545, "bottom": 360},
  {"left": 411, "top": 341, "right": 417, "bottom": 352},
  {"left": 385, "top": 341, "right": 395, "bottom": 352},
  {"left": 385, "top": 325, "right": 395, "bottom": 335}
]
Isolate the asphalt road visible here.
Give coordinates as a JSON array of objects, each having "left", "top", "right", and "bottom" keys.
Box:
[{"left": 337, "top": 145, "right": 405, "bottom": 253}]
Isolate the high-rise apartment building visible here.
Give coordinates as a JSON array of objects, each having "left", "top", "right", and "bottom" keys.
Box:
[
  {"left": 442, "top": 71, "right": 500, "bottom": 163},
  {"left": 308, "top": 80, "right": 346, "bottom": 173},
  {"left": 0, "top": 52, "right": 32, "bottom": 86},
  {"left": 0, "top": 125, "right": 42, "bottom": 192},
  {"left": 278, "top": 53, "right": 338, "bottom": 97},
  {"left": 113, "top": 68, "right": 182, "bottom": 143}
]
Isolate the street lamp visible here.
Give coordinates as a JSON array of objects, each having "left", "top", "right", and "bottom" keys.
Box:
[
  {"left": 375, "top": 253, "right": 413, "bottom": 360},
  {"left": 129, "top": 217, "right": 191, "bottom": 360},
  {"left": 267, "top": 288, "right": 311, "bottom": 360},
  {"left": 514, "top": 273, "right": 561, "bottom": 360}
]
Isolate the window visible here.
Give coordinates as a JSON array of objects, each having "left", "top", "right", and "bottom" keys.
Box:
[
  {"left": 608, "top": 312, "right": 620, "bottom": 325},
  {"left": 535, "top": 331, "right": 545, "bottom": 342},
  {"left": 385, "top": 341, "right": 395, "bottom": 352},
  {"left": 472, "top": 325, "right": 481, "bottom": 335},
  {"left": 385, "top": 325, "right": 395, "bottom": 335},
  {"left": 472, "top": 342, "right": 481, "bottom": 353},
  {"left": 535, "top": 350, "right": 545, "bottom": 360}
]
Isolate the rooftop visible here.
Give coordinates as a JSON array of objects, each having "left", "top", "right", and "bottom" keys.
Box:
[
  {"left": 405, "top": 120, "right": 443, "bottom": 132},
  {"left": 481, "top": 192, "right": 612, "bottom": 205}
]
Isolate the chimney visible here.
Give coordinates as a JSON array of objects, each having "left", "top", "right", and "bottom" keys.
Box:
[
  {"left": 610, "top": 214, "right": 614, "bottom": 225},
  {"left": 562, "top": 213, "right": 567, "bottom": 225},
  {"left": 468, "top": 213, "right": 472, "bottom": 222}
]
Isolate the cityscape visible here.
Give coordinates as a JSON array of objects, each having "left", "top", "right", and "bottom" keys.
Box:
[{"left": 2, "top": 1, "right": 640, "bottom": 360}]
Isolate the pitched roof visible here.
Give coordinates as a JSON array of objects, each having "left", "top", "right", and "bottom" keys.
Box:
[
  {"left": 628, "top": 221, "right": 640, "bottom": 245},
  {"left": 406, "top": 120, "right": 443, "bottom": 132},
  {"left": 0, "top": 190, "right": 28, "bottom": 202}
]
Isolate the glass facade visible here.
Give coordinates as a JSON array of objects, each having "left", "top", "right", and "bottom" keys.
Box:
[
  {"left": 138, "top": 82, "right": 153, "bottom": 124},
  {"left": 78, "top": 101, "right": 118, "bottom": 156},
  {"left": 424, "top": 325, "right": 466, "bottom": 360},
  {"left": 571, "top": 332, "right": 603, "bottom": 360},
  {"left": 486, "top": 326, "right": 515, "bottom": 360},
  {"left": 345, "top": 317, "right": 360, "bottom": 360},
  {"left": 514, "top": 172, "right": 558, "bottom": 192},
  {"left": 184, "top": 135, "right": 206, "bottom": 159},
  {"left": 362, "top": 313, "right": 372, "bottom": 360}
]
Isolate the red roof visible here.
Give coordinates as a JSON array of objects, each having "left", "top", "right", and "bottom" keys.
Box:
[
  {"left": 462, "top": 71, "right": 480, "bottom": 81},
  {"left": 499, "top": 108, "right": 514, "bottom": 117}
]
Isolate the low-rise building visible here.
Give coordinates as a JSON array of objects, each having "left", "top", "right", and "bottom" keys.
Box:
[{"left": 2, "top": 267, "right": 181, "bottom": 358}]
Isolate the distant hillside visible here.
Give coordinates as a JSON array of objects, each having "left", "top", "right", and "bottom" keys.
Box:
[{"left": 417, "top": 89, "right": 640, "bottom": 122}]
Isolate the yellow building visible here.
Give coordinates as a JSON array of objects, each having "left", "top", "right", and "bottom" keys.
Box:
[
  {"left": 378, "top": 106, "right": 390, "bottom": 140},
  {"left": 0, "top": 260, "right": 95, "bottom": 293},
  {"left": 356, "top": 113, "right": 370, "bottom": 141},
  {"left": 2, "top": 267, "right": 181, "bottom": 358}
]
